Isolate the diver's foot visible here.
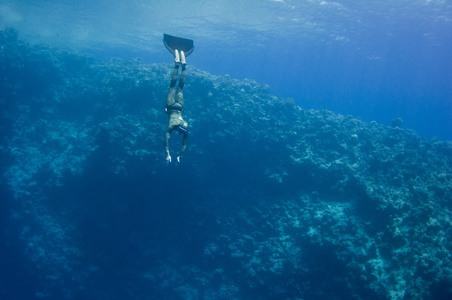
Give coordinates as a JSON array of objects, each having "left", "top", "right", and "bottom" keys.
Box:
[
  {"left": 174, "top": 49, "right": 180, "bottom": 64},
  {"left": 180, "top": 51, "right": 186, "bottom": 65}
]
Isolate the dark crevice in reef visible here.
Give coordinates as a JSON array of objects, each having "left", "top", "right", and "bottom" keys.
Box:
[
  {"left": 429, "top": 280, "right": 452, "bottom": 300},
  {"left": 1, "top": 28, "right": 452, "bottom": 299},
  {"left": 0, "top": 181, "right": 39, "bottom": 300}
]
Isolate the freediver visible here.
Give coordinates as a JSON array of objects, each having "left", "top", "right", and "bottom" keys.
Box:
[{"left": 164, "top": 49, "right": 188, "bottom": 163}]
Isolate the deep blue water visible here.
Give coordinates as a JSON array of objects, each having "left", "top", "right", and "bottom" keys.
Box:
[
  {"left": 1, "top": 1, "right": 452, "bottom": 300},
  {"left": 1, "top": 0, "right": 451, "bottom": 140}
]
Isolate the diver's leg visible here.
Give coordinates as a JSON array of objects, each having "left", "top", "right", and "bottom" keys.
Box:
[
  {"left": 166, "top": 50, "right": 180, "bottom": 107},
  {"left": 180, "top": 50, "right": 186, "bottom": 66},
  {"left": 175, "top": 51, "right": 186, "bottom": 107}
]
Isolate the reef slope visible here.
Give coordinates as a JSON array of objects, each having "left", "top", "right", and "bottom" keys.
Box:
[{"left": 1, "top": 28, "right": 451, "bottom": 299}]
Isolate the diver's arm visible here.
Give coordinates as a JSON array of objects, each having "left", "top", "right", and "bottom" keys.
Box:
[
  {"left": 164, "top": 128, "right": 173, "bottom": 162},
  {"left": 177, "top": 132, "right": 188, "bottom": 162}
]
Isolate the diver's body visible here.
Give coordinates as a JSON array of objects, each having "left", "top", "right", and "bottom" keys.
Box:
[{"left": 164, "top": 50, "right": 188, "bottom": 163}]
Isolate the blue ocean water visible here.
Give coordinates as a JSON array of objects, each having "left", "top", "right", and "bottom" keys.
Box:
[
  {"left": 1, "top": 1, "right": 452, "bottom": 300},
  {"left": 1, "top": 0, "right": 451, "bottom": 140}
]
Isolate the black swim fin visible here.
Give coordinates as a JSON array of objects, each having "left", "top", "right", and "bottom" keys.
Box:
[{"left": 163, "top": 33, "right": 194, "bottom": 57}]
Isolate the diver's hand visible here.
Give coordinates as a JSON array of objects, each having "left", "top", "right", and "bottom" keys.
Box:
[
  {"left": 177, "top": 156, "right": 181, "bottom": 163},
  {"left": 166, "top": 154, "right": 172, "bottom": 163}
]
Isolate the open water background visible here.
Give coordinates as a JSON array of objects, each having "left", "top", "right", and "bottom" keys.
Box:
[
  {"left": 1, "top": 0, "right": 451, "bottom": 140},
  {"left": 1, "top": 1, "right": 452, "bottom": 299}
]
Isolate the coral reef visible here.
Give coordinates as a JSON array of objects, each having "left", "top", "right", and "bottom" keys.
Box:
[{"left": 1, "top": 28, "right": 451, "bottom": 299}]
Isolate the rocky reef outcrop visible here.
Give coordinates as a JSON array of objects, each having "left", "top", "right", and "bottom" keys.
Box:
[{"left": 1, "top": 28, "right": 451, "bottom": 299}]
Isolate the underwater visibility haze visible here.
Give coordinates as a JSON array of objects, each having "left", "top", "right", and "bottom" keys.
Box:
[
  {"left": 1, "top": 0, "right": 452, "bottom": 140},
  {"left": 1, "top": 0, "right": 452, "bottom": 299}
]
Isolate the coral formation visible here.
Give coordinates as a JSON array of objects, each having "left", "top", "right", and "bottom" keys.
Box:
[{"left": 1, "top": 28, "right": 451, "bottom": 299}]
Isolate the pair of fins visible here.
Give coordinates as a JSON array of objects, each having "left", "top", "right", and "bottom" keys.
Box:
[{"left": 163, "top": 33, "right": 194, "bottom": 57}]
